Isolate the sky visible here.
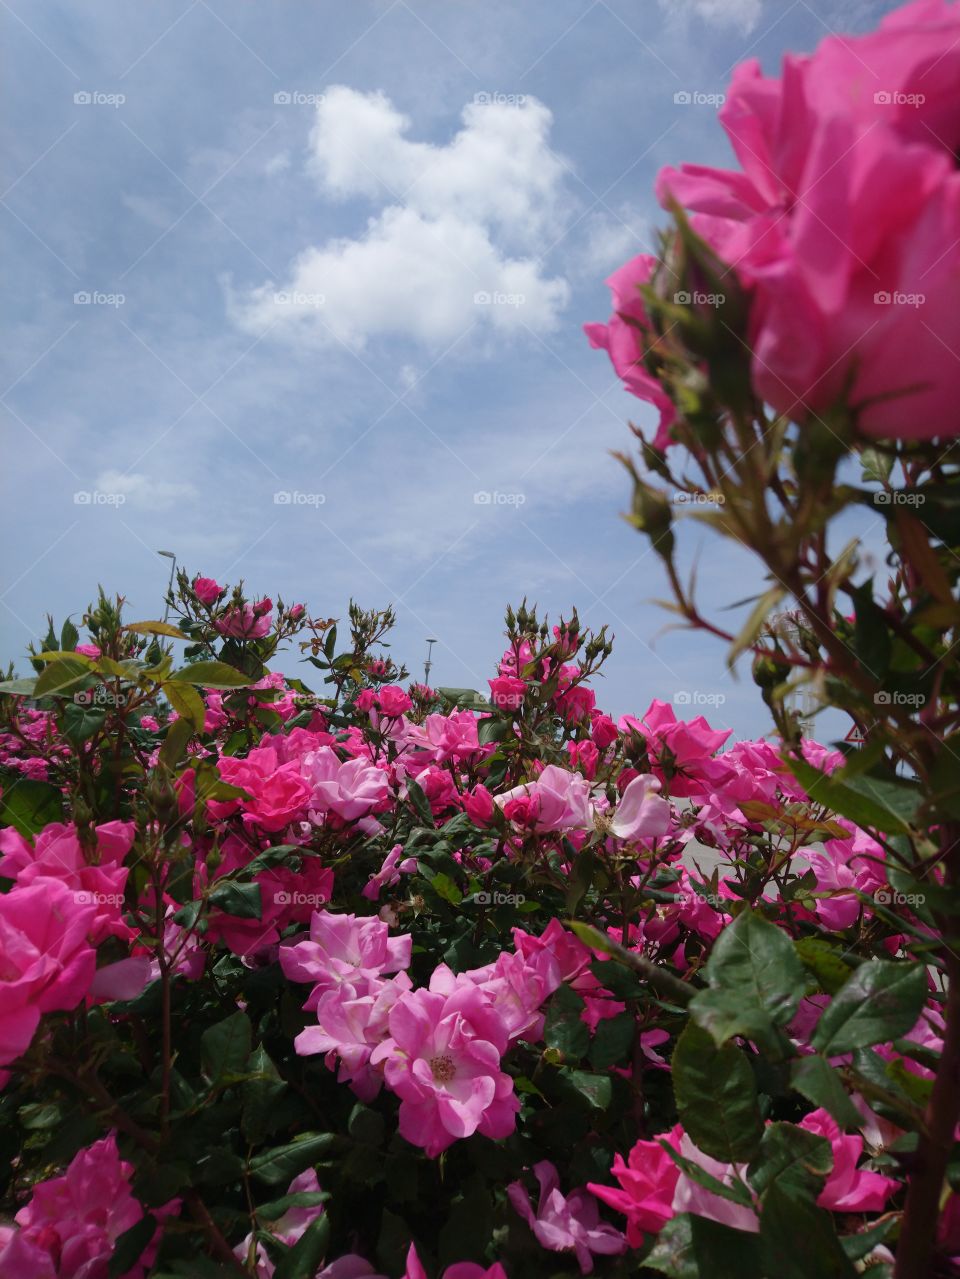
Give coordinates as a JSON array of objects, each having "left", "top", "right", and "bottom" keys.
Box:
[{"left": 1, "top": 0, "right": 897, "bottom": 744}]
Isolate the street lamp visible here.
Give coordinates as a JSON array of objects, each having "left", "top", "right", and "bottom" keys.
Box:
[
  {"left": 424, "top": 638, "right": 437, "bottom": 687},
  {"left": 158, "top": 551, "right": 176, "bottom": 622}
]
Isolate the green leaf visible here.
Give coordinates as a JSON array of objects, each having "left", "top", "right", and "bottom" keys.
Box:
[
  {"left": 794, "top": 939, "right": 856, "bottom": 995},
  {"left": 125, "top": 620, "right": 188, "bottom": 639},
  {"left": 201, "top": 1011, "right": 252, "bottom": 1084},
  {"left": 162, "top": 679, "right": 206, "bottom": 730},
  {"left": 168, "top": 660, "right": 253, "bottom": 689},
  {"left": 588, "top": 1012, "right": 636, "bottom": 1069},
  {"left": 208, "top": 880, "right": 263, "bottom": 920},
  {"left": 159, "top": 717, "right": 195, "bottom": 769},
  {"left": 672, "top": 1022, "right": 763, "bottom": 1163},
  {"left": 661, "top": 1143, "right": 755, "bottom": 1207},
  {"left": 644, "top": 1213, "right": 763, "bottom": 1278},
  {"left": 60, "top": 618, "right": 80, "bottom": 651},
  {"left": 405, "top": 777, "right": 435, "bottom": 827},
  {"left": 544, "top": 985, "right": 590, "bottom": 1062},
  {"left": 0, "top": 677, "right": 38, "bottom": 696},
  {"left": 747, "top": 1122, "right": 832, "bottom": 1200},
  {"left": 811, "top": 960, "right": 927, "bottom": 1055},
  {"left": 108, "top": 1214, "right": 158, "bottom": 1278},
  {"left": 559, "top": 1068, "right": 613, "bottom": 1111},
  {"left": 34, "top": 656, "right": 92, "bottom": 698},
  {"left": 0, "top": 773, "right": 63, "bottom": 836},
  {"left": 273, "top": 1214, "right": 331, "bottom": 1279},
  {"left": 785, "top": 756, "right": 917, "bottom": 835},
  {"left": 727, "top": 586, "right": 786, "bottom": 669},
  {"left": 689, "top": 910, "right": 804, "bottom": 1046},
  {"left": 248, "top": 1134, "right": 338, "bottom": 1185},
  {"left": 242, "top": 1047, "right": 289, "bottom": 1145},
  {"left": 257, "top": 1190, "right": 329, "bottom": 1221},
  {"left": 61, "top": 700, "right": 107, "bottom": 746},
  {"left": 758, "top": 1183, "right": 857, "bottom": 1279},
  {"left": 850, "top": 580, "right": 892, "bottom": 681},
  {"left": 790, "top": 1055, "right": 863, "bottom": 1129}
]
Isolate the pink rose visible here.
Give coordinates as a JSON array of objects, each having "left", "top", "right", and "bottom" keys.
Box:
[
  {"left": 584, "top": 256, "right": 678, "bottom": 450},
  {"left": 488, "top": 675, "right": 527, "bottom": 711},
  {"left": 192, "top": 576, "right": 222, "bottom": 605},
  {"left": 0, "top": 881, "right": 98, "bottom": 1065},
  {"left": 654, "top": 1, "right": 960, "bottom": 439},
  {"left": 214, "top": 603, "right": 271, "bottom": 639},
  {"left": 508, "top": 1161, "right": 627, "bottom": 1274},
  {"left": 798, "top": 1109, "right": 898, "bottom": 1212},
  {"left": 377, "top": 686, "right": 413, "bottom": 717}
]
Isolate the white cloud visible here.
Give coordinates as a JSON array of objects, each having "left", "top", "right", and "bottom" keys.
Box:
[
  {"left": 96, "top": 470, "right": 197, "bottom": 510},
  {"left": 574, "top": 209, "right": 649, "bottom": 281},
  {"left": 231, "top": 87, "right": 572, "bottom": 349},
  {"left": 661, "top": 0, "right": 762, "bottom": 33}
]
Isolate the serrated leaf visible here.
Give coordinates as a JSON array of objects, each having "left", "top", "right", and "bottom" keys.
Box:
[
  {"left": 672, "top": 1022, "right": 763, "bottom": 1163},
  {"left": 790, "top": 1054, "right": 863, "bottom": 1129},
  {"left": 201, "top": 1011, "right": 252, "bottom": 1084},
  {"left": 811, "top": 960, "right": 927, "bottom": 1056}
]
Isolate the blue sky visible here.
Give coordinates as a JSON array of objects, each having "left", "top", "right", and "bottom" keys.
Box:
[{"left": 1, "top": 0, "right": 894, "bottom": 742}]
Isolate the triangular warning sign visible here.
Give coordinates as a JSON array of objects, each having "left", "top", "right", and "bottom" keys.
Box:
[{"left": 845, "top": 724, "right": 868, "bottom": 744}]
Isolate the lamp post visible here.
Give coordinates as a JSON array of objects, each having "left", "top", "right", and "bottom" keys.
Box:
[
  {"left": 424, "top": 638, "right": 437, "bottom": 687},
  {"left": 158, "top": 551, "right": 176, "bottom": 622}
]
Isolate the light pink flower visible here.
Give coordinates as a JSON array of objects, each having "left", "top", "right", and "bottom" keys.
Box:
[
  {"left": 280, "top": 910, "right": 412, "bottom": 1003},
  {"left": 671, "top": 1134, "right": 758, "bottom": 1232},
  {"left": 508, "top": 1161, "right": 627, "bottom": 1273},
  {"left": 405, "top": 1244, "right": 508, "bottom": 1279},
  {"left": 608, "top": 774, "right": 671, "bottom": 841},
  {"left": 234, "top": 1170, "right": 325, "bottom": 1277},
  {"left": 214, "top": 601, "right": 272, "bottom": 639},
  {"left": 415, "top": 711, "right": 483, "bottom": 762},
  {"left": 496, "top": 765, "right": 593, "bottom": 833},
  {"left": 370, "top": 980, "right": 519, "bottom": 1157},
  {"left": 488, "top": 675, "right": 527, "bottom": 711},
  {"left": 302, "top": 747, "right": 392, "bottom": 821},
  {"left": 362, "top": 843, "right": 418, "bottom": 901},
  {"left": 295, "top": 973, "right": 412, "bottom": 1101}
]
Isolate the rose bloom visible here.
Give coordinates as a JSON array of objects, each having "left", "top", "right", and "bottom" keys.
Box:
[
  {"left": 488, "top": 675, "right": 527, "bottom": 711},
  {"left": 192, "top": 575, "right": 222, "bottom": 605},
  {"left": 653, "top": 0, "right": 960, "bottom": 439},
  {"left": 214, "top": 602, "right": 272, "bottom": 639}
]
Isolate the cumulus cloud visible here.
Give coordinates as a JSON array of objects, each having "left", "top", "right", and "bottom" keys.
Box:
[
  {"left": 660, "top": 0, "right": 762, "bottom": 34},
  {"left": 231, "top": 87, "right": 572, "bottom": 349}
]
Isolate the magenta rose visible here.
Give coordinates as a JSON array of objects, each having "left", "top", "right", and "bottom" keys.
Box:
[{"left": 192, "top": 576, "right": 222, "bottom": 605}]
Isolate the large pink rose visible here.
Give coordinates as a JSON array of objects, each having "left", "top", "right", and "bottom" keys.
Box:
[
  {"left": 0, "top": 880, "right": 98, "bottom": 1065},
  {"left": 654, "top": 0, "right": 960, "bottom": 439}
]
